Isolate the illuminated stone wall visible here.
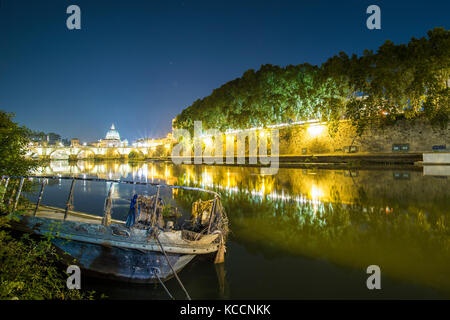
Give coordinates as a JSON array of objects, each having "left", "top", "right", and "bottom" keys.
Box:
[{"left": 279, "top": 120, "right": 450, "bottom": 155}]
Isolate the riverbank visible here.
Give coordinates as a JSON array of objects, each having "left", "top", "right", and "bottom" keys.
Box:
[
  {"left": 151, "top": 153, "right": 425, "bottom": 170},
  {"left": 42, "top": 150, "right": 450, "bottom": 172},
  {"left": 40, "top": 153, "right": 428, "bottom": 170}
]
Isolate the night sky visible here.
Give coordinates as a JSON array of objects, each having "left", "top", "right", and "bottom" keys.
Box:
[{"left": 0, "top": 0, "right": 448, "bottom": 143}]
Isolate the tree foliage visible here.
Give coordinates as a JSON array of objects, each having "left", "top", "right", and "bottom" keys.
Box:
[
  {"left": 174, "top": 28, "right": 449, "bottom": 133},
  {"left": 0, "top": 111, "right": 38, "bottom": 176}
]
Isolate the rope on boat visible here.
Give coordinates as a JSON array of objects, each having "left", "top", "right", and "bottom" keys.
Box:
[
  {"left": 152, "top": 267, "right": 175, "bottom": 300},
  {"left": 153, "top": 228, "right": 192, "bottom": 300}
]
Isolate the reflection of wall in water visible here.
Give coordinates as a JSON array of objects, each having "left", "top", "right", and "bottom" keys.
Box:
[
  {"left": 172, "top": 165, "right": 449, "bottom": 212},
  {"left": 275, "top": 168, "right": 449, "bottom": 211},
  {"left": 38, "top": 161, "right": 449, "bottom": 212}
]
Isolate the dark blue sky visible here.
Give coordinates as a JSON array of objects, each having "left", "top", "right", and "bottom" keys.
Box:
[{"left": 0, "top": 0, "right": 448, "bottom": 142}]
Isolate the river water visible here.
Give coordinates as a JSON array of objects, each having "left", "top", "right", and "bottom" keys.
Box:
[{"left": 28, "top": 160, "right": 450, "bottom": 299}]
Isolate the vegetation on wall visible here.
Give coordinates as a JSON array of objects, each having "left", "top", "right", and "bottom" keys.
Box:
[{"left": 174, "top": 28, "right": 449, "bottom": 133}]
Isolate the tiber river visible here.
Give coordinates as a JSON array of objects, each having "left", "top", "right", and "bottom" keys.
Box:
[{"left": 27, "top": 160, "right": 450, "bottom": 299}]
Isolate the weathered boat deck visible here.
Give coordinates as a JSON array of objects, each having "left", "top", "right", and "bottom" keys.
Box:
[
  {"left": 30, "top": 205, "right": 125, "bottom": 225},
  {"left": 16, "top": 205, "right": 221, "bottom": 254}
]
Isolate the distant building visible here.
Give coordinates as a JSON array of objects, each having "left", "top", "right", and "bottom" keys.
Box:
[
  {"left": 106, "top": 124, "right": 121, "bottom": 140},
  {"left": 46, "top": 133, "right": 62, "bottom": 145},
  {"left": 99, "top": 124, "right": 127, "bottom": 147},
  {"left": 88, "top": 141, "right": 101, "bottom": 147},
  {"left": 70, "top": 138, "right": 80, "bottom": 147},
  {"left": 132, "top": 133, "right": 174, "bottom": 150}
]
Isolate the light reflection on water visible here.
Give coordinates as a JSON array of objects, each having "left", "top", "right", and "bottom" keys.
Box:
[{"left": 29, "top": 160, "right": 450, "bottom": 299}]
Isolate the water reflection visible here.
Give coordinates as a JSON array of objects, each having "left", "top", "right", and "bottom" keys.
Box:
[
  {"left": 33, "top": 160, "right": 450, "bottom": 298},
  {"left": 36, "top": 160, "right": 449, "bottom": 216}
]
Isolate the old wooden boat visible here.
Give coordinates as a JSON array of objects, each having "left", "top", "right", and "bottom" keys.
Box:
[{"left": 1, "top": 176, "right": 229, "bottom": 285}]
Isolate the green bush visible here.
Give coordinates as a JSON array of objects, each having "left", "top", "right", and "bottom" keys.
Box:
[{"left": 0, "top": 210, "right": 96, "bottom": 300}]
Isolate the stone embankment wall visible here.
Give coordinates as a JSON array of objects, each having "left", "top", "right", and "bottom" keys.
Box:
[{"left": 278, "top": 120, "right": 449, "bottom": 155}]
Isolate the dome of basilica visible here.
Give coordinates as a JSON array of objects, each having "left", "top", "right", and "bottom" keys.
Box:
[{"left": 105, "top": 124, "right": 120, "bottom": 140}]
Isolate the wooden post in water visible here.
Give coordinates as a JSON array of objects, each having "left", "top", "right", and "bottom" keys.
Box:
[
  {"left": 214, "top": 235, "right": 226, "bottom": 264},
  {"left": 102, "top": 183, "right": 114, "bottom": 226},
  {"left": 13, "top": 178, "right": 25, "bottom": 211},
  {"left": 211, "top": 197, "right": 226, "bottom": 264},
  {"left": 64, "top": 179, "right": 76, "bottom": 220},
  {"left": 0, "top": 177, "right": 9, "bottom": 202},
  {"left": 34, "top": 179, "right": 47, "bottom": 216}
]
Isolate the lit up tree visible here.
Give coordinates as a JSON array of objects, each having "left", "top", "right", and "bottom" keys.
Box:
[{"left": 173, "top": 28, "right": 449, "bottom": 133}]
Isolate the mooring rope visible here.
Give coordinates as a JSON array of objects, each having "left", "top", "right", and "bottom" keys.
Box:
[
  {"left": 152, "top": 268, "right": 175, "bottom": 300},
  {"left": 153, "top": 228, "right": 192, "bottom": 300}
]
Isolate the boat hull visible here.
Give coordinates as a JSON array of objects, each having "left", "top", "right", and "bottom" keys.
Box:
[
  {"left": 13, "top": 215, "right": 220, "bottom": 255},
  {"left": 10, "top": 214, "right": 210, "bottom": 283},
  {"left": 52, "top": 238, "right": 195, "bottom": 283}
]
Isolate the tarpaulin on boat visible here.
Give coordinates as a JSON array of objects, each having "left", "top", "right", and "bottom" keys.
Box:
[{"left": 125, "top": 194, "right": 139, "bottom": 227}]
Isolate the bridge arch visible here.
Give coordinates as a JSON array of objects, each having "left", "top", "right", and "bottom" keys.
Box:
[
  {"left": 101, "top": 148, "right": 122, "bottom": 158},
  {"left": 26, "top": 148, "right": 40, "bottom": 159},
  {"left": 128, "top": 149, "right": 145, "bottom": 159},
  {"left": 49, "top": 149, "right": 70, "bottom": 160},
  {"left": 77, "top": 149, "right": 96, "bottom": 159}
]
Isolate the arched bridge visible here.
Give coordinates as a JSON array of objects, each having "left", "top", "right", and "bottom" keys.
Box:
[{"left": 25, "top": 145, "right": 160, "bottom": 160}]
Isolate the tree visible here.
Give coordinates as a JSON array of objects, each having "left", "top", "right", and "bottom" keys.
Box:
[
  {"left": 173, "top": 28, "right": 449, "bottom": 134},
  {"left": 0, "top": 111, "right": 38, "bottom": 176}
]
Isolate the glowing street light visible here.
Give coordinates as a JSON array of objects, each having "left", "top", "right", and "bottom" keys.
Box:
[
  {"left": 307, "top": 124, "right": 325, "bottom": 137},
  {"left": 203, "top": 137, "right": 212, "bottom": 147}
]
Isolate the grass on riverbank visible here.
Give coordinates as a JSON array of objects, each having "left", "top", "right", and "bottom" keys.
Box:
[{"left": 0, "top": 203, "right": 98, "bottom": 300}]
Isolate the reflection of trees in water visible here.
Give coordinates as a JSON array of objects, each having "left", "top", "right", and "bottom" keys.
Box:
[{"left": 174, "top": 184, "right": 450, "bottom": 293}]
